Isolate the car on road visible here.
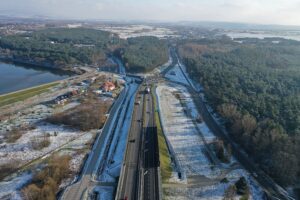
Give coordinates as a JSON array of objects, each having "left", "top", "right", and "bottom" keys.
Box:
[{"left": 129, "top": 139, "right": 135, "bottom": 143}]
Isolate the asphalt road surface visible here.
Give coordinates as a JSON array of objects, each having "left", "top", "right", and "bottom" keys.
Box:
[
  {"left": 143, "top": 91, "right": 159, "bottom": 200},
  {"left": 116, "top": 86, "right": 145, "bottom": 200},
  {"left": 116, "top": 86, "right": 160, "bottom": 200}
]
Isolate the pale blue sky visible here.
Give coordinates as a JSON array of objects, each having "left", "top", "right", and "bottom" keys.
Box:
[{"left": 1, "top": 0, "right": 300, "bottom": 25}]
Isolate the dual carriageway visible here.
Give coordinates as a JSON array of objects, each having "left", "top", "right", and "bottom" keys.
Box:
[{"left": 62, "top": 50, "right": 294, "bottom": 200}]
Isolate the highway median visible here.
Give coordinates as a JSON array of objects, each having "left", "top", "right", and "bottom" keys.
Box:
[{"left": 151, "top": 85, "right": 172, "bottom": 182}]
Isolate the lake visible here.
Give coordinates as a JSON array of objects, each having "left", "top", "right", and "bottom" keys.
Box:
[
  {"left": 225, "top": 30, "right": 300, "bottom": 41},
  {"left": 0, "top": 62, "right": 71, "bottom": 95}
]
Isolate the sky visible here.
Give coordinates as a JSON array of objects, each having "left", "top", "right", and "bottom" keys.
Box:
[{"left": 1, "top": 0, "right": 300, "bottom": 26}]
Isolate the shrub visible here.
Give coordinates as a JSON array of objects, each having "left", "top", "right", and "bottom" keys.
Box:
[
  {"left": 22, "top": 155, "right": 72, "bottom": 200},
  {"left": 30, "top": 134, "right": 51, "bottom": 150},
  {"left": 220, "top": 178, "right": 229, "bottom": 183},
  {"left": 235, "top": 177, "right": 250, "bottom": 197},
  {"left": 22, "top": 184, "right": 41, "bottom": 200},
  {"left": 0, "top": 161, "right": 20, "bottom": 180},
  {"left": 48, "top": 97, "right": 111, "bottom": 131},
  {"left": 5, "top": 128, "right": 24, "bottom": 143},
  {"left": 223, "top": 184, "right": 237, "bottom": 200},
  {"left": 214, "top": 139, "right": 230, "bottom": 163}
]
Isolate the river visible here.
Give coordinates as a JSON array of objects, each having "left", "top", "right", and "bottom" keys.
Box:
[{"left": 0, "top": 61, "right": 71, "bottom": 95}]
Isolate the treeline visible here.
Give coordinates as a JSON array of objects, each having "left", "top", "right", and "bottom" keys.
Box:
[
  {"left": 120, "top": 36, "right": 168, "bottom": 73},
  {"left": 0, "top": 28, "right": 168, "bottom": 73},
  {"left": 0, "top": 28, "right": 121, "bottom": 68},
  {"left": 178, "top": 38, "right": 300, "bottom": 185}
]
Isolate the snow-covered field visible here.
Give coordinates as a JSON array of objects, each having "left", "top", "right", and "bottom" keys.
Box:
[
  {"left": 97, "top": 24, "right": 177, "bottom": 39},
  {"left": 157, "top": 82, "right": 264, "bottom": 200},
  {"left": 0, "top": 123, "right": 94, "bottom": 199},
  {"left": 0, "top": 172, "right": 32, "bottom": 200},
  {"left": 0, "top": 104, "right": 52, "bottom": 133},
  {"left": 165, "top": 64, "right": 190, "bottom": 86},
  {"left": 157, "top": 84, "right": 219, "bottom": 180},
  {"left": 0, "top": 123, "right": 89, "bottom": 165}
]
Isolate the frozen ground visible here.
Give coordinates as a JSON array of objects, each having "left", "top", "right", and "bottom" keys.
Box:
[
  {"left": 0, "top": 124, "right": 94, "bottom": 199},
  {"left": 0, "top": 123, "right": 88, "bottom": 165},
  {"left": 165, "top": 64, "right": 190, "bottom": 86},
  {"left": 0, "top": 100, "right": 81, "bottom": 133},
  {"left": 157, "top": 82, "right": 264, "bottom": 200},
  {"left": 164, "top": 54, "right": 202, "bottom": 92},
  {"left": 0, "top": 172, "right": 32, "bottom": 200},
  {"left": 157, "top": 83, "right": 220, "bottom": 179},
  {"left": 0, "top": 104, "right": 52, "bottom": 133}
]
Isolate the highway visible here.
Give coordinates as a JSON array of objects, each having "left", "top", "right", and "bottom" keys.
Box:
[
  {"left": 116, "top": 86, "right": 145, "bottom": 200},
  {"left": 168, "top": 49, "right": 294, "bottom": 200},
  {"left": 142, "top": 90, "right": 159, "bottom": 200},
  {"left": 116, "top": 84, "right": 160, "bottom": 200}
]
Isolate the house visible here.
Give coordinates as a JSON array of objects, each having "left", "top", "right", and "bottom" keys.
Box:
[
  {"left": 54, "top": 91, "right": 75, "bottom": 104},
  {"left": 101, "top": 81, "right": 116, "bottom": 92}
]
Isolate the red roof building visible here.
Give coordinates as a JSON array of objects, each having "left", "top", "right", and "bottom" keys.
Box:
[{"left": 102, "top": 81, "right": 116, "bottom": 92}]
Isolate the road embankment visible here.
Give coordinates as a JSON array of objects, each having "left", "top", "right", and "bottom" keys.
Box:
[{"left": 0, "top": 82, "right": 59, "bottom": 108}]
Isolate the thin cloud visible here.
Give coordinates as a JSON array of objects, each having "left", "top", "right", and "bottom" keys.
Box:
[{"left": 0, "top": 0, "right": 300, "bottom": 25}]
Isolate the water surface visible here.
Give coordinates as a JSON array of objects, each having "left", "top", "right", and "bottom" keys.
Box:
[{"left": 0, "top": 62, "right": 70, "bottom": 95}]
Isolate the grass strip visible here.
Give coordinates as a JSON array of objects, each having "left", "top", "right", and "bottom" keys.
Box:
[
  {"left": 0, "top": 82, "right": 59, "bottom": 107},
  {"left": 151, "top": 85, "right": 172, "bottom": 182}
]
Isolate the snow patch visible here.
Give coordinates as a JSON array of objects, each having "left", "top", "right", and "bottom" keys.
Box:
[
  {"left": 165, "top": 64, "right": 190, "bottom": 86},
  {"left": 93, "top": 186, "right": 114, "bottom": 200},
  {"left": 0, "top": 172, "right": 32, "bottom": 200},
  {"left": 0, "top": 123, "right": 87, "bottom": 165},
  {"left": 157, "top": 84, "right": 218, "bottom": 179}
]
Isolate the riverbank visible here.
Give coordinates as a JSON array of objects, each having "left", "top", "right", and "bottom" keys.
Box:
[
  {"left": 0, "top": 57, "right": 91, "bottom": 96},
  {"left": 0, "top": 57, "right": 84, "bottom": 75},
  {"left": 0, "top": 82, "right": 60, "bottom": 108}
]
